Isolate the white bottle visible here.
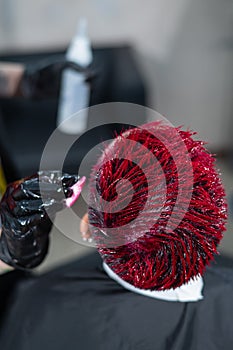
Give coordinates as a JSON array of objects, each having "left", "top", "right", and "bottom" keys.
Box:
[{"left": 57, "top": 18, "right": 93, "bottom": 134}]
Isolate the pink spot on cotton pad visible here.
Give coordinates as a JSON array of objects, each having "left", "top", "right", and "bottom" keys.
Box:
[{"left": 65, "top": 176, "right": 86, "bottom": 207}]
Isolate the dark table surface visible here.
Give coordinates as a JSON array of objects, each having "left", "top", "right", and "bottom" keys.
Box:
[{"left": 0, "top": 46, "right": 147, "bottom": 180}]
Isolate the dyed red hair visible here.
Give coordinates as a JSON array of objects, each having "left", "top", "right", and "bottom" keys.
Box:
[{"left": 88, "top": 122, "right": 227, "bottom": 290}]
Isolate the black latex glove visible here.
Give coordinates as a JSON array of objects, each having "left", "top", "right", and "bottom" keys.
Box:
[
  {"left": 0, "top": 171, "right": 80, "bottom": 269},
  {"left": 20, "top": 57, "right": 95, "bottom": 99}
]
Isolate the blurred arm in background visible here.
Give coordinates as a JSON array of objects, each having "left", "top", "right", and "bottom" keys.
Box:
[{"left": 0, "top": 62, "right": 25, "bottom": 97}]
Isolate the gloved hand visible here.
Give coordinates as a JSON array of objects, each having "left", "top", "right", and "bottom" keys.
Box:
[
  {"left": 20, "top": 57, "right": 95, "bottom": 98},
  {"left": 0, "top": 171, "right": 85, "bottom": 269}
]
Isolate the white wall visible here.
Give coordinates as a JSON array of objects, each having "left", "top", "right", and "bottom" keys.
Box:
[{"left": 0, "top": 0, "right": 232, "bottom": 148}]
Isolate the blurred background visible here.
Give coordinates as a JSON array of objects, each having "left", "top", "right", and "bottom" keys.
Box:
[{"left": 0, "top": 0, "right": 232, "bottom": 270}]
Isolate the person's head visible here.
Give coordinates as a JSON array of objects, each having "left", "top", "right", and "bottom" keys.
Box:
[{"left": 88, "top": 121, "right": 227, "bottom": 290}]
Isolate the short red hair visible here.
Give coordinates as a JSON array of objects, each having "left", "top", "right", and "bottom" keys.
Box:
[{"left": 88, "top": 122, "right": 227, "bottom": 290}]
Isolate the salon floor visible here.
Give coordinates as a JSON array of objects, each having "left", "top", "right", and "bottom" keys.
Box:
[{"left": 37, "top": 158, "right": 233, "bottom": 273}]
